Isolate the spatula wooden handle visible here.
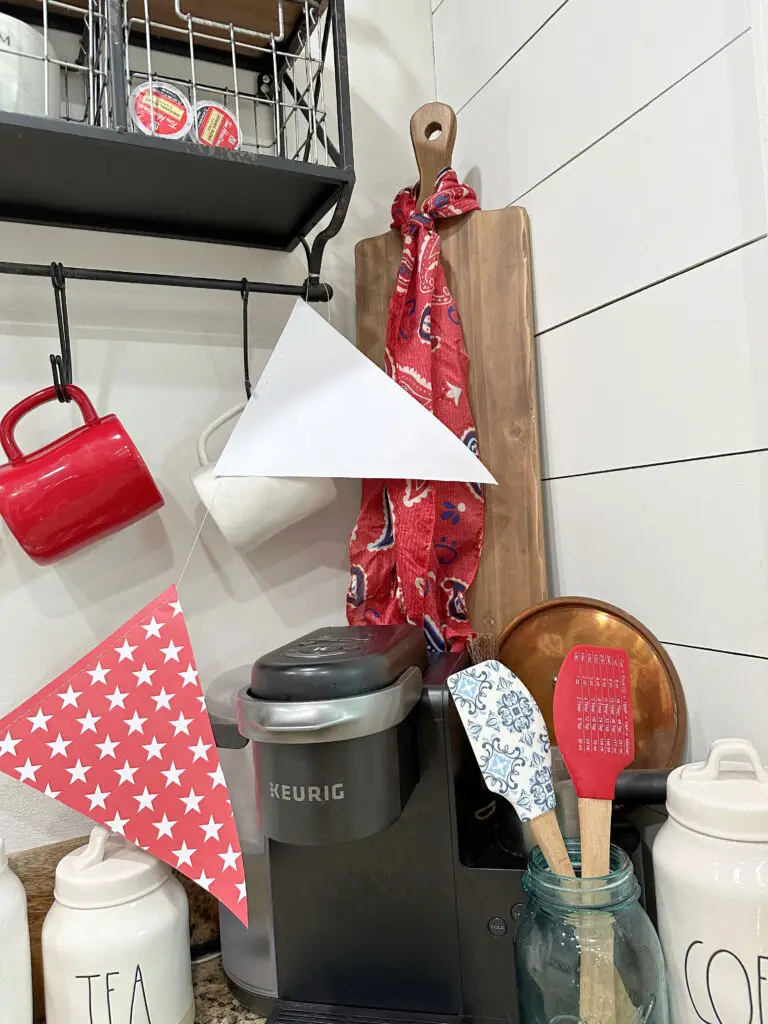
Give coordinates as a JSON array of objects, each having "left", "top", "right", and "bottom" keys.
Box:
[
  {"left": 578, "top": 797, "right": 612, "bottom": 877},
  {"left": 578, "top": 798, "right": 617, "bottom": 1023},
  {"left": 529, "top": 809, "right": 575, "bottom": 876}
]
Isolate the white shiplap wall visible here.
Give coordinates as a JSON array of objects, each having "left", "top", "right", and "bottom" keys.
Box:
[{"left": 432, "top": 0, "right": 768, "bottom": 760}]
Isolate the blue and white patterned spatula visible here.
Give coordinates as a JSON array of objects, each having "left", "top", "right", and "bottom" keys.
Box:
[{"left": 447, "top": 659, "right": 574, "bottom": 876}]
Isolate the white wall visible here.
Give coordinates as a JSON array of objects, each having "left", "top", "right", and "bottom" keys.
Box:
[
  {"left": 432, "top": 0, "right": 768, "bottom": 760},
  {"left": 0, "top": 0, "right": 436, "bottom": 852}
]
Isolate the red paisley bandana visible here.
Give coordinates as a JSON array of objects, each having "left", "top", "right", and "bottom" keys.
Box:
[{"left": 347, "top": 169, "right": 484, "bottom": 653}]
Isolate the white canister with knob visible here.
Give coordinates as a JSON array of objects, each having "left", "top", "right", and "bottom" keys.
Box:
[
  {"left": 192, "top": 402, "right": 338, "bottom": 550},
  {"left": 0, "top": 837, "right": 33, "bottom": 1023},
  {"left": 653, "top": 738, "right": 768, "bottom": 1024},
  {"left": 42, "top": 826, "right": 194, "bottom": 1024}
]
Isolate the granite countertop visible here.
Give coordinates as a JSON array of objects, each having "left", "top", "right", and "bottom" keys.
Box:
[{"left": 194, "top": 957, "right": 266, "bottom": 1024}]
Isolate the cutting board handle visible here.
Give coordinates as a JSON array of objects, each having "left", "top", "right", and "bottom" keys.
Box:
[{"left": 411, "top": 102, "right": 457, "bottom": 208}]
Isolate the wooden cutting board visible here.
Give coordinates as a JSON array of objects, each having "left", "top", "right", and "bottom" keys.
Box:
[{"left": 355, "top": 103, "right": 547, "bottom": 636}]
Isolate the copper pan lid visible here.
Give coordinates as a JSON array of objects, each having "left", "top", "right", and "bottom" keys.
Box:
[{"left": 498, "top": 597, "right": 686, "bottom": 769}]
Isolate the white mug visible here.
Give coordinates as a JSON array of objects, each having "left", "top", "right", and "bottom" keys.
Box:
[{"left": 192, "top": 403, "right": 338, "bottom": 550}]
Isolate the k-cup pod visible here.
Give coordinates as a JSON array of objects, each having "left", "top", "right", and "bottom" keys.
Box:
[
  {"left": 130, "top": 81, "right": 192, "bottom": 140},
  {"left": 194, "top": 101, "right": 240, "bottom": 150}
]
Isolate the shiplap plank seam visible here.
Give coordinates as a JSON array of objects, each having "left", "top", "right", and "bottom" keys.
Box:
[
  {"left": 511, "top": 26, "right": 751, "bottom": 205},
  {"left": 533, "top": 233, "right": 766, "bottom": 338}
]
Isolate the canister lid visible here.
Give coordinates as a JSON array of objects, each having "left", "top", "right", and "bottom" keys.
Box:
[
  {"left": 54, "top": 826, "right": 171, "bottom": 909},
  {"left": 249, "top": 625, "right": 427, "bottom": 701},
  {"left": 666, "top": 738, "right": 768, "bottom": 841}
]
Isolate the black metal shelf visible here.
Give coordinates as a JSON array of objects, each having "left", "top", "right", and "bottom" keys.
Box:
[
  {"left": 0, "top": 111, "right": 354, "bottom": 249},
  {"left": 0, "top": 0, "right": 354, "bottom": 277}
]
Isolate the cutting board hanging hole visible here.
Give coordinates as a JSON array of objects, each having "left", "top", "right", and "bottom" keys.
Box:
[{"left": 411, "top": 102, "right": 457, "bottom": 208}]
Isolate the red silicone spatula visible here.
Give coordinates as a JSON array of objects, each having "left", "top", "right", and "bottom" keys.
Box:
[
  {"left": 554, "top": 646, "right": 635, "bottom": 1024},
  {"left": 553, "top": 645, "right": 634, "bottom": 878}
]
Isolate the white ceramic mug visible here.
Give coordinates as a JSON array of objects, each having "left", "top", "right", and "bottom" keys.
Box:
[{"left": 192, "top": 403, "right": 338, "bottom": 550}]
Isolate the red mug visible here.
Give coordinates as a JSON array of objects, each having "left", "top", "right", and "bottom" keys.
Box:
[{"left": 0, "top": 386, "right": 164, "bottom": 564}]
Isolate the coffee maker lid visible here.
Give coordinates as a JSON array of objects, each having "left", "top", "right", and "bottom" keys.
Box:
[{"left": 249, "top": 625, "right": 427, "bottom": 701}]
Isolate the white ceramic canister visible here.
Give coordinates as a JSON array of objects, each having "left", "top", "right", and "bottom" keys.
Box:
[
  {"left": 653, "top": 738, "right": 768, "bottom": 1024},
  {"left": 0, "top": 13, "right": 60, "bottom": 117},
  {"left": 0, "top": 837, "right": 33, "bottom": 1023},
  {"left": 42, "top": 826, "right": 194, "bottom": 1024}
]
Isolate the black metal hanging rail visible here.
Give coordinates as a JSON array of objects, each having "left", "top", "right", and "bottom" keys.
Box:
[{"left": 0, "top": 261, "right": 333, "bottom": 301}]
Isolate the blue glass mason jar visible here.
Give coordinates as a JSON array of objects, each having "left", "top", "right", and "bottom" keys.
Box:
[{"left": 515, "top": 842, "right": 668, "bottom": 1024}]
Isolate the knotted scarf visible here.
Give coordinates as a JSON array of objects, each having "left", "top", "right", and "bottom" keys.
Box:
[{"left": 347, "top": 168, "right": 484, "bottom": 653}]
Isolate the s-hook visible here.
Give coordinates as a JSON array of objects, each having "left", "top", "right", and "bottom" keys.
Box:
[
  {"left": 50, "top": 262, "right": 73, "bottom": 403},
  {"left": 241, "top": 278, "right": 252, "bottom": 400}
]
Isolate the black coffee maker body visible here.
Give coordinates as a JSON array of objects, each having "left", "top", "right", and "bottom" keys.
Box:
[{"left": 209, "top": 625, "right": 664, "bottom": 1024}]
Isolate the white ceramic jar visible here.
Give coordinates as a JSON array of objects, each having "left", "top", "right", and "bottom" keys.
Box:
[
  {"left": 0, "top": 13, "right": 60, "bottom": 117},
  {"left": 0, "top": 837, "right": 33, "bottom": 1023},
  {"left": 43, "top": 826, "right": 194, "bottom": 1024},
  {"left": 653, "top": 738, "right": 768, "bottom": 1024}
]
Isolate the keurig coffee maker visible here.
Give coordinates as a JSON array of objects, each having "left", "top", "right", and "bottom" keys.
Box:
[
  {"left": 239, "top": 624, "right": 424, "bottom": 848},
  {"left": 208, "top": 625, "right": 667, "bottom": 1024}
]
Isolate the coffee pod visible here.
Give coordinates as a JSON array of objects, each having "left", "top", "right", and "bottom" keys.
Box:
[
  {"left": 194, "top": 101, "right": 241, "bottom": 150},
  {"left": 130, "top": 81, "right": 192, "bottom": 140}
]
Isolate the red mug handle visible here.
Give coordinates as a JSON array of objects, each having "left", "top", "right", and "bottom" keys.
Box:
[{"left": 0, "top": 386, "right": 100, "bottom": 463}]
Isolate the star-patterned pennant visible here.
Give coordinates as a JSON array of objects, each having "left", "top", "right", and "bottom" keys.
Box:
[{"left": 0, "top": 586, "right": 247, "bottom": 924}]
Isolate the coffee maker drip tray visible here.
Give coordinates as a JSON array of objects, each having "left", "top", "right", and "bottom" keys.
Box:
[{"left": 268, "top": 1000, "right": 460, "bottom": 1024}]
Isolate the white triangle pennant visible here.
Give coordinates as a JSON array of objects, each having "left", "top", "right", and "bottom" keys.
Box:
[{"left": 214, "top": 300, "right": 496, "bottom": 484}]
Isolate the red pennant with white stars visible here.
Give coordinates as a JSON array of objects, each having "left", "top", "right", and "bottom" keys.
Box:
[{"left": 0, "top": 586, "right": 247, "bottom": 924}]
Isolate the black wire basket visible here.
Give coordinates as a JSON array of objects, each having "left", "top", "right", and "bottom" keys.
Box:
[{"left": 0, "top": 0, "right": 354, "bottom": 250}]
